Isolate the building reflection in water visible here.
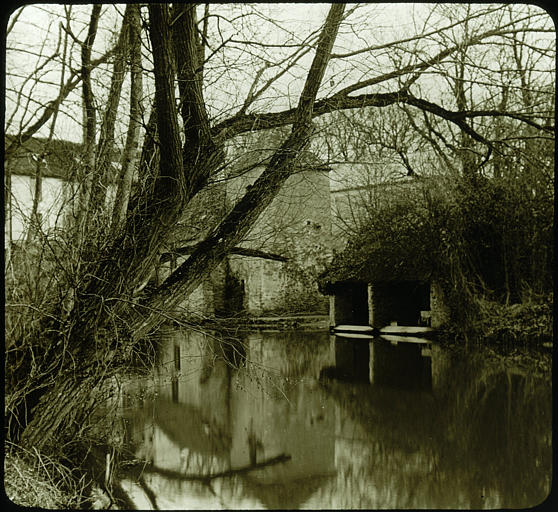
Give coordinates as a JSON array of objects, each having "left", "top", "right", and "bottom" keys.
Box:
[
  {"left": 119, "top": 328, "right": 551, "bottom": 510},
  {"left": 121, "top": 328, "right": 338, "bottom": 509},
  {"left": 321, "top": 334, "right": 432, "bottom": 389}
]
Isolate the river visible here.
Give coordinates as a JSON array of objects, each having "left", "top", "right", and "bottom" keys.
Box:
[{"left": 107, "top": 327, "right": 551, "bottom": 509}]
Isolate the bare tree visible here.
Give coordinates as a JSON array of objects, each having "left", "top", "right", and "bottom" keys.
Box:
[
  {"left": 4, "top": 3, "right": 554, "bottom": 454},
  {"left": 11, "top": 2, "right": 346, "bottom": 451}
]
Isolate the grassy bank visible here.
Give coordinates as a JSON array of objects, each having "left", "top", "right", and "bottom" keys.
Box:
[
  {"left": 442, "top": 294, "right": 553, "bottom": 347},
  {"left": 4, "top": 443, "right": 89, "bottom": 509}
]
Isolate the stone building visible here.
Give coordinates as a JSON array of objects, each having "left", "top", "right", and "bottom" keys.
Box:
[
  {"left": 224, "top": 150, "right": 332, "bottom": 316},
  {"left": 6, "top": 134, "right": 332, "bottom": 319},
  {"left": 156, "top": 145, "right": 333, "bottom": 319},
  {"left": 326, "top": 279, "right": 449, "bottom": 329},
  {"left": 324, "top": 174, "right": 449, "bottom": 330},
  {"left": 6, "top": 137, "right": 90, "bottom": 244}
]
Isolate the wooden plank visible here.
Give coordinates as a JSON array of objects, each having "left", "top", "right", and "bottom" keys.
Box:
[{"left": 334, "top": 324, "right": 375, "bottom": 333}]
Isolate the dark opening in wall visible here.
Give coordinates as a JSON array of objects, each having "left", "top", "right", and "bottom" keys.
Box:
[
  {"left": 373, "top": 281, "right": 430, "bottom": 326},
  {"left": 223, "top": 261, "right": 246, "bottom": 316},
  {"left": 334, "top": 282, "right": 369, "bottom": 324}
]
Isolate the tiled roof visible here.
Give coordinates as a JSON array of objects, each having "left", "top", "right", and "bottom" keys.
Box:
[
  {"left": 5, "top": 135, "right": 83, "bottom": 180},
  {"left": 5, "top": 135, "right": 120, "bottom": 181}
]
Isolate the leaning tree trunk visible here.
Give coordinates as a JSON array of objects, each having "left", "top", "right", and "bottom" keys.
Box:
[
  {"left": 17, "top": 3, "right": 345, "bottom": 451},
  {"left": 20, "top": 372, "right": 100, "bottom": 451},
  {"left": 133, "top": 2, "right": 346, "bottom": 339}
]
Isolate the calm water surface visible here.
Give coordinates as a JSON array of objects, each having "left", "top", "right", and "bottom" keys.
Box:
[{"left": 115, "top": 328, "right": 551, "bottom": 509}]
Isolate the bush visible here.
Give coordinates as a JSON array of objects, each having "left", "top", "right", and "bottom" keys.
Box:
[{"left": 473, "top": 295, "right": 553, "bottom": 344}]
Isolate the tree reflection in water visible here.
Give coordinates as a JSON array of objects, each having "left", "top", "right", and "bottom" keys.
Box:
[{"left": 116, "top": 328, "right": 551, "bottom": 509}]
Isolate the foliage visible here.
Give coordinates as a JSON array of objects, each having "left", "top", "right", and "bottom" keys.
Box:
[
  {"left": 322, "top": 179, "right": 445, "bottom": 288},
  {"left": 472, "top": 296, "right": 553, "bottom": 344}
]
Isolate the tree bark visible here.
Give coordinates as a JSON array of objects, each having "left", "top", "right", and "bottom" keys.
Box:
[
  {"left": 74, "top": 5, "right": 101, "bottom": 241},
  {"left": 89, "top": 5, "right": 133, "bottom": 223},
  {"left": 171, "top": 4, "right": 220, "bottom": 199},
  {"left": 25, "top": 155, "right": 43, "bottom": 243}
]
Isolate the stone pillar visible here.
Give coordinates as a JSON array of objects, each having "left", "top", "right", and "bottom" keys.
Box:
[
  {"left": 329, "top": 295, "right": 336, "bottom": 327},
  {"left": 430, "top": 280, "right": 450, "bottom": 328},
  {"left": 367, "top": 283, "right": 375, "bottom": 327},
  {"left": 368, "top": 283, "right": 391, "bottom": 328}
]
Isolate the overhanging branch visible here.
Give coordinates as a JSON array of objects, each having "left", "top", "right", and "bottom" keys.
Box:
[
  {"left": 160, "top": 244, "right": 289, "bottom": 263},
  {"left": 214, "top": 88, "right": 553, "bottom": 151}
]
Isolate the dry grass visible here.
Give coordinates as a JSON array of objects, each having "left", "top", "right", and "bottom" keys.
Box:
[{"left": 4, "top": 443, "right": 89, "bottom": 509}]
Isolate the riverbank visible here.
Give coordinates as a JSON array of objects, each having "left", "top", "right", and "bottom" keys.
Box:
[
  {"left": 202, "top": 313, "right": 330, "bottom": 331},
  {"left": 442, "top": 297, "right": 554, "bottom": 348},
  {"left": 4, "top": 444, "right": 88, "bottom": 509}
]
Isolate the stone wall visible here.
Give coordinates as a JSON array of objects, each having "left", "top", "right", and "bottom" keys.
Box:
[
  {"left": 228, "top": 166, "right": 332, "bottom": 257},
  {"left": 225, "top": 165, "right": 332, "bottom": 316},
  {"left": 227, "top": 255, "right": 286, "bottom": 316},
  {"left": 157, "top": 256, "right": 215, "bottom": 319}
]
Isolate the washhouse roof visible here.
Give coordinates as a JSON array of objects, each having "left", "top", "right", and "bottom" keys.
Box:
[{"left": 319, "top": 245, "right": 432, "bottom": 294}]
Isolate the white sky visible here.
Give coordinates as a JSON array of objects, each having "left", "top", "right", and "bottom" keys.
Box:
[
  {"left": 4, "top": 3, "right": 555, "bottom": 148},
  {"left": 3, "top": 3, "right": 437, "bottom": 141}
]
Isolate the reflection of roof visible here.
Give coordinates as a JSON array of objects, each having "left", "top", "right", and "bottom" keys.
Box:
[
  {"left": 148, "top": 399, "right": 231, "bottom": 457},
  {"left": 242, "top": 473, "right": 334, "bottom": 509}
]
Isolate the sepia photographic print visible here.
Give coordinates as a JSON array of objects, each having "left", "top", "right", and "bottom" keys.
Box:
[{"left": 4, "top": 2, "right": 554, "bottom": 509}]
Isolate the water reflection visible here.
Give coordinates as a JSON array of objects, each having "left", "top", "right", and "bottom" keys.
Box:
[{"left": 118, "top": 329, "right": 551, "bottom": 509}]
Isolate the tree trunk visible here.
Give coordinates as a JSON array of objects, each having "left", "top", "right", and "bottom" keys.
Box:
[
  {"left": 16, "top": 3, "right": 345, "bottom": 451},
  {"left": 133, "top": 3, "right": 346, "bottom": 339},
  {"left": 89, "top": 5, "right": 133, "bottom": 224},
  {"left": 110, "top": 4, "right": 142, "bottom": 233},
  {"left": 20, "top": 372, "right": 100, "bottom": 451},
  {"left": 25, "top": 155, "right": 43, "bottom": 243},
  {"left": 74, "top": 5, "right": 101, "bottom": 243}
]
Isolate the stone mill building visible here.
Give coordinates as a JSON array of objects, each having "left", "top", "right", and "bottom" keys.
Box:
[{"left": 157, "top": 140, "right": 333, "bottom": 319}]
